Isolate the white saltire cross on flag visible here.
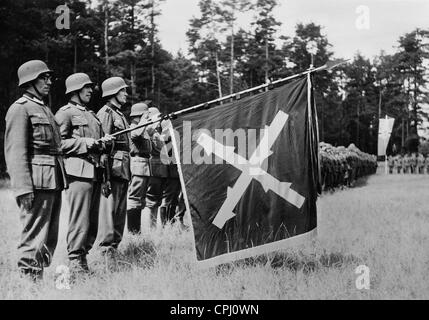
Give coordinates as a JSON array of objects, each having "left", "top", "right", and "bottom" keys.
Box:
[{"left": 197, "top": 110, "right": 306, "bottom": 229}]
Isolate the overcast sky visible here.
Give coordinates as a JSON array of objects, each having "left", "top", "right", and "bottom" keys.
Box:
[{"left": 158, "top": 0, "right": 429, "bottom": 60}]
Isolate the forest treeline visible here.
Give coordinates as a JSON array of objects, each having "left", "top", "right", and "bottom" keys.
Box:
[{"left": 0, "top": 0, "right": 428, "bottom": 176}]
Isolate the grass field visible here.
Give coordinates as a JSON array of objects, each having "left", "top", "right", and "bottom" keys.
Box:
[{"left": 0, "top": 171, "right": 428, "bottom": 300}]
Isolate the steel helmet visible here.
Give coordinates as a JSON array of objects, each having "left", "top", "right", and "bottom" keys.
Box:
[
  {"left": 148, "top": 107, "right": 161, "bottom": 120},
  {"left": 101, "top": 77, "right": 128, "bottom": 98},
  {"left": 17, "top": 60, "right": 53, "bottom": 87},
  {"left": 130, "top": 102, "right": 149, "bottom": 117},
  {"left": 148, "top": 107, "right": 160, "bottom": 116},
  {"left": 65, "top": 73, "right": 94, "bottom": 94}
]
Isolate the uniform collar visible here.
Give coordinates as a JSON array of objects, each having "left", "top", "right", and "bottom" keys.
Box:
[
  {"left": 69, "top": 100, "right": 86, "bottom": 111},
  {"left": 107, "top": 102, "right": 124, "bottom": 115},
  {"left": 23, "top": 93, "right": 45, "bottom": 106}
]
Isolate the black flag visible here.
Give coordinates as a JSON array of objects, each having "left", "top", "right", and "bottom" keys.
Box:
[{"left": 170, "top": 76, "right": 319, "bottom": 267}]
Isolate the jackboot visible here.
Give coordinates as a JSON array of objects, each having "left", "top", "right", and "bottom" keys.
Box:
[
  {"left": 19, "top": 268, "right": 43, "bottom": 282},
  {"left": 148, "top": 207, "right": 158, "bottom": 229},
  {"left": 69, "top": 256, "right": 90, "bottom": 282},
  {"left": 127, "top": 208, "right": 141, "bottom": 234},
  {"left": 160, "top": 207, "right": 168, "bottom": 226},
  {"left": 101, "top": 247, "right": 118, "bottom": 273}
]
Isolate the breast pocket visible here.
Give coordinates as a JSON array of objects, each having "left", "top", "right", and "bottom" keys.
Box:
[
  {"left": 111, "top": 151, "right": 130, "bottom": 180},
  {"left": 71, "top": 116, "right": 89, "bottom": 137},
  {"left": 113, "top": 118, "right": 129, "bottom": 144},
  {"left": 31, "top": 155, "right": 57, "bottom": 190},
  {"left": 30, "top": 114, "right": 53, "bottom": 142},
  {"left": 113, "top": 119, "right": 125, "bottom": 131},
  {"left": 131, "top": 157, "right": 150, "bottom": 177}
]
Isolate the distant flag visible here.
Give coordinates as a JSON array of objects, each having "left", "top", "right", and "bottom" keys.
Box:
[
  {"left": 169, "top": 76, "right": 320, "bottom": 267},
  {"left": 378, "top": 116, "right": 395, "bottom": 157}
]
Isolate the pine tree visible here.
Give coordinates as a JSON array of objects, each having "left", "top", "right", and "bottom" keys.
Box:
[
  {"left": 395, "top": 29, "right": 429, "bottom": 135},
  {"left": 283, "top": 23, "right": 338, "bottom": 143},
  {"left": 187, "top": 0, "right": 228, "bottom": 100},
  {"left": 218, "top": 0, "right": 253, "bottom": 94},
  {"left": 240, "top": 0, "right": 283, "bottom": 87}
]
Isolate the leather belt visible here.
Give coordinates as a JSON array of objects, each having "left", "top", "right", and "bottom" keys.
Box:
[
  {"left": 30, "top": 149, "right": 63, "bottom": 156},
  {"left": 113, "top": 144, "right": 130, "bottom": 152}
]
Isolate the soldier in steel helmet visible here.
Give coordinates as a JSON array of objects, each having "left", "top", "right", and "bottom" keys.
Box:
[
  {"left": 403, "top": 153, "right": 410, "bottom": 174},
  {"left": 417, "top": 152, "right": 425, "bottom": 174},
  {"left": 394, "top": 153, "right": 402, "bottom": 174},
  {"left": 424, "top": 154, "right": 429, "bottom": 174},
  {"left": 4, "top": 60, "right": 68, "bottom": 281},
  {"left": 387, "top": 155, "right": 394, "bottom": 174},
  {"left": 143, "top": 107, "right": 181, "bottom": 227},
  {"left": 126, "top": 102, "right": 151, "bottom": 234},
  {"left": 410, "top": 152, "right": 417, "bottom": 174},
  {"left": 54, "top": 73, "right": 113, "bottom": 274},
  {"left": 96, "top": 77, "right": 131, "bottom": 259}
]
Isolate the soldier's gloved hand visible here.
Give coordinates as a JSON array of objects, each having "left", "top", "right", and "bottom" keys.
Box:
[
  {"left": 85, "top": 138, "right": 100, "bottom": 151},
  {"left": 101, "top": 181, "right": 112, "bottom": 198},
  {"left": 152, "top": 132, "right": 165, "bottom": 149},
  {"left": 17, "top": 192, "right": 34, "bottom": 211},
  {"left": 146, "top": 126, "right": 156, "bottom": 137},
  {"left": 100, "top": 134, "right": 115, "bottom": 143}
]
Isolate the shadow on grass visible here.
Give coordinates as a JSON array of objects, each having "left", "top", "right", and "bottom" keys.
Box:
[
  {"left": 270, "top": 251, "right": 361, "bottom": 273},
  {"left": 320, "top": 176, "right": 371, "bottom": 195},
  {"left": 216, "top": 251, "right": 361, "bottom": 275},
  {"left": 351, "top": 176, "right": 370, "bottom": 189},
  {"left": 117, "top": 238, "right": 158, "bottom": 270}
]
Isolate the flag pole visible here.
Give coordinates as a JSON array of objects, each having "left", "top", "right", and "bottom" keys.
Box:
[
  {"left": 107, "top": 59, "right": 349, "bottom": 139},
  {"left": 174, "top": 59, "right": 349, "bottom": 118}
]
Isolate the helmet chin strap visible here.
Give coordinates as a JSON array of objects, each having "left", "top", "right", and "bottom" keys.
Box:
[
  {"left": 69, "top": 90, "right": 86, "bottom": 107},
  {"left": 114, "top": 96, "right": 122, "bottom": 106},
  {"left": 30, "top": 83, "right": 43, "bottom": 100},
  {"left": 78, "top": 91, "right": 86, "bottom": 106}
]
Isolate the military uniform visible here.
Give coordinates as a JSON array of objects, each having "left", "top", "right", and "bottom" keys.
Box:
[
  {"left": 403, "top": 155, "right": 410, "bottom": 174},
  {"left": 410, "top": 153, "right": 417, "bottom": 174},
  {"left": 126, "top": 121, "right": 152, "bottom": 233},
  {"left": 174, "top": 191, "right": 187, "bottom": 226},
  {"left": 394, "top": 155, "right": 402, "bottom": 174},
  {"left": 96, "top": 102, "right": 130, "bottom": 250},
  {"left": 145, "top": 120, "right": 181, "bottom": 225},
  {"left": 55, "top": 101, "right": 104, "bottom": 265},
  {"left": 417, "top": 153, "right": 425, "bottom": 174},
  {"left": 4, "top": 93, "right": 67, "bottom": 276},
  {"left": 424, "top": 156, "right": 429, "bottom": 174},
  {"left": 388, "top": 155, "right": 394, "bottom": 174}
]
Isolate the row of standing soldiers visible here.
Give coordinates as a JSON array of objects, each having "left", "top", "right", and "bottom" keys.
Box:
[
  {"left": 387, "top": 153, "right": 429, "bottom": 174},
  {"left": 4, "top": 60, "right": 183, "bottom": 281},
  {"left": 320, "top": 143, "right": 378, "bottom": 191}
]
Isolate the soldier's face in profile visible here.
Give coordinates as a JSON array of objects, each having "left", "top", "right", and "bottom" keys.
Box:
[
  {"left": 34, "top": 73, "right": 52, "bottom": 97},
  {"left": 116, "top": 88, "right": 128, "bottom": 105},
  {"left": 79, "top": 85, "right": 93, "bottom": 104},
  {"left": 131, "top": 115, "right": 140, "bottom": 125}
]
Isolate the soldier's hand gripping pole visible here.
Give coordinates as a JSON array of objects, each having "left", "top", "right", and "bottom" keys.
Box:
[{"left": 99, "top": 114, "right": 167, "bottom": 141}]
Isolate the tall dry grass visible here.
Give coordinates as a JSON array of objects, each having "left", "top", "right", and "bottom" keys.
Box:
[{"left": 0, "top": 172, "right": 428, "bottom": 299}]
